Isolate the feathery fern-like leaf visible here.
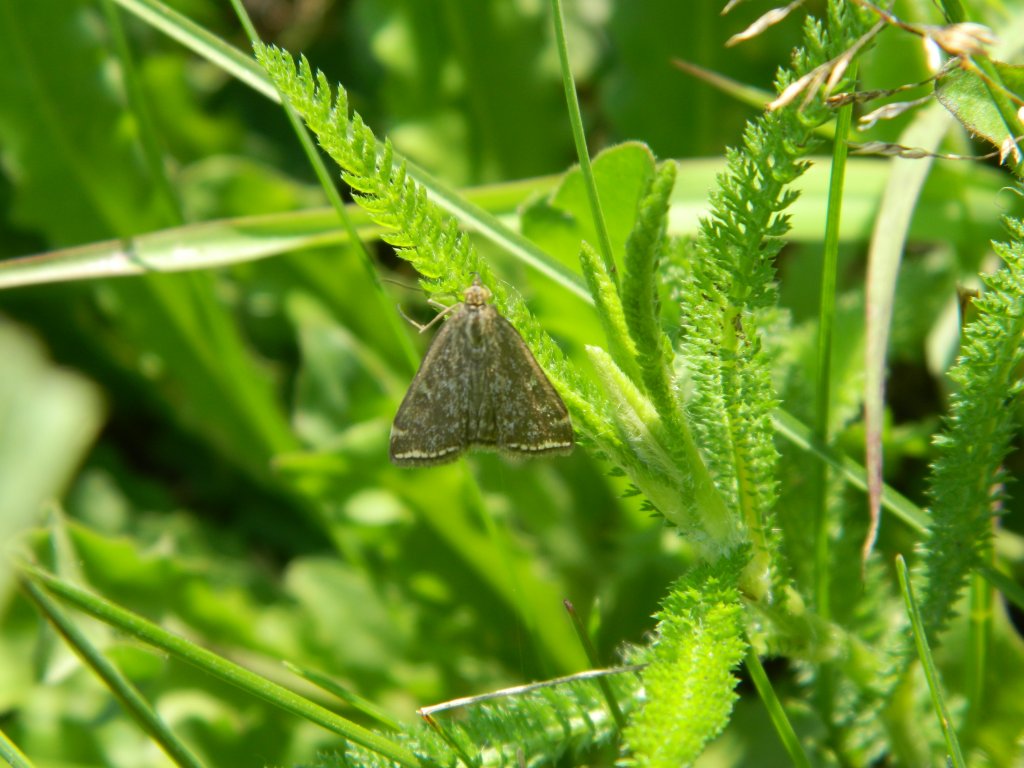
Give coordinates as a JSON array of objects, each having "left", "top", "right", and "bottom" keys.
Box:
[
  {"left": 621, "top": 161, "right": 678, "bottom": 421},
  {"left": 677, "top": 3, "right": 874, "bottom": 598},
  {"left": 254, "top": 42, "right": 614, "bottom": 450},
  {"left": 323, "top": 673, "right": 642, "bottom": 768},
  {"left": 918, "top": 212, "right": 1024, "bottom": 640},
  {"left": 620, "top": 551, "right": 747, "bottom": 768},
  {"left": 579, "top": 240, "right": 641, "bottom": 384},
  {"left": 256, "top": 45, "right": 478, "bottom": 297}
]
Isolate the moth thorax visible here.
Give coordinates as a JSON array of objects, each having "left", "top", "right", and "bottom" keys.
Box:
[{"left": 464, "top": 309, "right": 490, "bottom": 349}]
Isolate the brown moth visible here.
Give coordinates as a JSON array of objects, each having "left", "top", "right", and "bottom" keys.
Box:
[{"left": 390, "top": 277, "right": 574, "bottom": 466}]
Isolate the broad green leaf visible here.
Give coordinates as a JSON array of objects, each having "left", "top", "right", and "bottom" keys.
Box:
[
  {"left": 936, "top": 60, "right": 1024, "bottom": 154},
  {"left": 522, "top": 141, "right": 657, "bottom": 267},
  {"left": 0, "top": 325, "right": 103, "bottom": 609}
]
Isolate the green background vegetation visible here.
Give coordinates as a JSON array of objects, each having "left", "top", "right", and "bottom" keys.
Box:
[{"left": 1, "top": 0, "right": 1024, "bottom": 766}]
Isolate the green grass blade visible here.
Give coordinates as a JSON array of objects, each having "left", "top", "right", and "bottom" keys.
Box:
[
  {"left": 813, "top": 62, "right": 857, "bottom": 618},
  {"left": 20, "top": 577, "right": 206, "bottom": 768},
  {"left": 0, "top": 155, "right": 1011, "bottom": 293},
  {"left": 109, "top": 0, "right": 275, "bottom": 100},
  {"left": 864, "top": 104, "right": 952, "bottom": 560},
  {"left": 0, "top": 208, "right": 370, "bottom": 289},
  {"left": 0, "top": 727, "right": 34, "bottom": 768},
  {"left": 745, "top": 646, "right": 811, "bottom": 768},
  {"left": 282, "top": 662, "right": 403, "bottom": 732},
  {"left": 21, "top": 564, "right": 426, "bottom": 768},
  {"left": 772, "top": 409, "right": 929, "bottom": 534},
  {"left": 562, "top": 600, "right": 627, "bottom": 730},
  {"left": 895, "top": 555, "right": 966, "bottom": 768}
]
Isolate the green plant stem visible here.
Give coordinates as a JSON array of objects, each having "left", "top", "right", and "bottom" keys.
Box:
[
  {"left": 20, "top": 576, "right": 205, "bottom": 768},
  {"left": 21, "top": 564, "right": 426, "bottom": 768},
  {"left": 563, "top": 600, "right": 626, "bottom": 730},
  {"left": 745, "top": 646, "right": 811, "bottom": 768},
  {"left": 938, "top": 0, "right": 966, "bottom": 23},
  {"left": 550, "top": 0, "right": 617, "bottom": 281},
  {"left": 964, "top": 565, "right": 990, "bottom": 746},
  {"left": 895, "top": 556, "right": 966, "bottom": 768},
  {"left": 812, "top": 63, "right": 857, "bottom": 737}
]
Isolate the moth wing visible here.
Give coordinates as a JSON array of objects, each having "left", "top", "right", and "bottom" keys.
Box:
[
  {"left": 487, "top": 316, "right": 574, "bottom": 457},
  {"left": 389, "top": 317, "right": 472, "bottom": 466}
]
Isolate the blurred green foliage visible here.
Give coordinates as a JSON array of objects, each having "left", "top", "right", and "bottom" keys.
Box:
[{"left": 1, "top": 0, "right": 1024, "bottom": 767}]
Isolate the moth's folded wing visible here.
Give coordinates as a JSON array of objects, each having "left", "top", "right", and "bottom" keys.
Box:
[
  {"left": 489, "top": 316, "right": 574, "bottom": 457},
  {"left": 389, "top": 323, "right": 470, "bottom": 466}
]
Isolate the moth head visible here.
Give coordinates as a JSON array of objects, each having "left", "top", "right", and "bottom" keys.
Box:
[{"left": 463, "top": 276, "right": 492, "bottom": 308}]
